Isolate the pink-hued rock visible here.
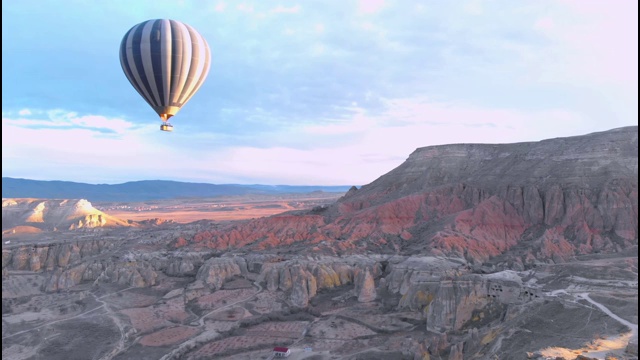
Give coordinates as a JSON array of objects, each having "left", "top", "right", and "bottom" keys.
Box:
[
  {"left": 174, "top": 126, "right": 637, "bottom": 266},
  {"left": 356, "top": 267, "right": 377, "bottom": 303}
]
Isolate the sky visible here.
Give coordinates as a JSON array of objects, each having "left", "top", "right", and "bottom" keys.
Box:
[{"left": 2, "top": 0, "right": 638, "bottom": 186}]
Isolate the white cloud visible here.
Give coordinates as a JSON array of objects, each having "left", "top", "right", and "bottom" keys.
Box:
[
  {"left": 1, "top": 110, "right": 186, "bottom": 183},
  {"left": 182, "top": 98, "right": 588, "bottom": 185},
  {"left": 236, "top": 3, "right": 254, "bottom": 13},
  {"left": 270, "top": 5, "right": 301, "bottom": 14},
  {"left": 3, "top": 1, "right": 637, "bottom": 185},
  {"left": 1, "top": 100, "right": 588, "bottom": 186},
  {"left": 357, "top": 0, "right": 387, "bottom": 15},
  {"left": 533, "top": 0, "right": 638, "bottom": 91},
  {"left": 3, "top": 110, "right": 138, "bottom": 134},
  {"left": 306, "top": 42, "right": 351, "bottom": 58},
  {"left": 300, "top": 107, "right": 374, "bottom": 135}
]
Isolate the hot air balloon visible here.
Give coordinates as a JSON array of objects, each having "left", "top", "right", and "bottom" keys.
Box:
[{"left": 119, "top": 19, "right": 211, "bottom": 132}]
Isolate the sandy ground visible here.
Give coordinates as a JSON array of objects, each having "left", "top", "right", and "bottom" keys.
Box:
[{"left": 96, "top": 194, "right": 342, "bottom": 223}]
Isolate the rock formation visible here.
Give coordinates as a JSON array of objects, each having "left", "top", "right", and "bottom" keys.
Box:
[
  {"left": 254, "top": 256, "right": 382, "bottom": 306},
  {"left": 2, "top": 127, "right": 637, "bottom": 359},
  {"left": 2, "top": 239, "right": 119, "bottom": 272},
  {"left": 195, "top": 256, "right": 247, "bottom": 290},
  {"left": 2, "top": 198, "right": 131, "bottom": 235},
  {"left": 174, "top": 127, "right": 637, "bottom": 266}
]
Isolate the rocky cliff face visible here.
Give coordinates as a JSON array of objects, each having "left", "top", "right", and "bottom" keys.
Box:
[
  {"left": 254, "top": 256, "right": 382, "bottom": 307},
  {"left": 196, "top": 256, "right": 248, "bottom": 289},
  {"left": 174, "top": 127, "right": 638, "bottom": 266},
  {"left": 43, "top": 258, "right": 159, "bottom": 292},
  {"left": 183, "top": 253, "right": 539, "bottom": 323},
  {"left": 1, "top": 240, "right": 164, "bottom": 291},
  {"left": 2, "top": 239, "right": 118, "bottom": 272},
  {"left": 2, "top": 241, "right": 213, "bottom": 292}
]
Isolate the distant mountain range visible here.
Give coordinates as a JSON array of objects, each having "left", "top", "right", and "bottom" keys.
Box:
[{"left": 1, "top": 177, "right": 353, "bottom": 202}]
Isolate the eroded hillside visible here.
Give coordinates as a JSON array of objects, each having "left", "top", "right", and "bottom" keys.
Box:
[
  {"left": 2, "top": 198, "right": 132, "bottom": 237},
  {"left": 2, "top": 127, "right": 637, "bottom": 360},
  {"left": 173, "top": 127, "right": 638, "bottom": 268}
]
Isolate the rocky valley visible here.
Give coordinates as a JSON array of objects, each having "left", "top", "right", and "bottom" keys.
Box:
[{"left": 2, "top": 127, "right": 638, "bottom": 360}]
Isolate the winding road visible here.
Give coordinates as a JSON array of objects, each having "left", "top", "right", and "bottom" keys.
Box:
[
  {"left": 158, "top": 281, "right": 263, "bottom": 360},
  {"left": 544, "top": 288, "right": 638, "bottom": 359}
]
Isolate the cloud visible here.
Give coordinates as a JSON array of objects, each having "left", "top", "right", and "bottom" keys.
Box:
[
  {"left": 270, "top": 5, "right": 301, "bottom": 14},
  {"left": 2, "top": 0, "right": 637, "bottom": 185},
  {"left": 532, "top": 0, "right": 638, "bottom": 90},
  {"left": 2, "top": 110, "right": 184, "bottom": 183},
  {"left": 357, "top": 0, "right": 387, "bottom": 14},
  {"left": 236, "top": 3, "right": 254, "bottom": 13},
  {"left": 184, "top": 97, "right": 588, "bottom": 185},
  {"left": 299, "top": 106, "right": 373, "bottom": 136},
  {"left": 4, "top": 110, "right": 139, "bottom": 134},
  {"left": 1, "top": 98, "right": 587, "bottom": 186}
]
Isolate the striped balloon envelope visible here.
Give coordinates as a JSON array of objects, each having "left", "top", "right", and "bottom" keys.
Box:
[{"left": 119, "top": 19, "right": 211, "bottom": 131}]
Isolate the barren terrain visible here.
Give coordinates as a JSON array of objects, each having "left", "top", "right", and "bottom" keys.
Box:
[
  {"left": 93, "top": 192, "right": 343, "bottom": 223},
  {"left": 2, "top": 127, "right": 638, "bottom": 359},
  {"left": 2, "top": 224, "right": 636, "bottom": 360}
]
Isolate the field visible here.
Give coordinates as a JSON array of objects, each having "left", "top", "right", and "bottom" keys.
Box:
[{"left": 94, "top": 193, "right": 343, "bottom": 223}]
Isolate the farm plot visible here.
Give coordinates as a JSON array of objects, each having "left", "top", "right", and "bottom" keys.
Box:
[
  {"left": 150, "top": 277, "right": 191, "bottom": 292},
  {"left": 106, "top": 291, "right": 158, "bottom": 309},
  {"left": 158, "top": 297, "right": 191, "bottom": 323},
  {"left": 120, "top": 307, "right": 169, "bottom": 333},
  {"left": 209, "top": 306, "right": 252, "bottom": 321},
  {"left": 139, "top": 325, "right": 201, "bottom": 347},
  {"left": 120, "top": 299, "right": 191, "bottom": 334},
  {"left": 211, "top": 348, "right": 275, "bottom": 360},
  {"left": 195, "top": 288, "right": 256, "bottom": 310},
  {"left": 244, "top": 320, "right": 309, "bottom": 338},
  {"left": 308, "top": 318, "right": 376, "bottom": 340},
  {"left": 186, "top": 335, "right": 292, "bottom": 359},
  {"left": 299, "top": 338, "right": 349, "bottom": 353},
  {"left": 245, "top": 291, "right": 284, "bottom": 314}
]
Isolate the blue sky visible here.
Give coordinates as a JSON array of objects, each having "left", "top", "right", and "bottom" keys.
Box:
[{"left": 2, "top": 0, "right": 638, "bottom": 185}]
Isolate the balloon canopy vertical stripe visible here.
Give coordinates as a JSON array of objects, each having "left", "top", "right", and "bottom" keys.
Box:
[
  {"left": 120, "top": 23, "right": 155, "bottom": 109},
  {"left": 140, "top": 21, "right": 162, "bottom": 107},
  {"left": 119, "top": 19, "right": 211, "bottom": 123},
  {"left": 159, "top": 19, "right": 172, "bottom": 106},
  {"left": 169, "top": 20, "right": 190, "bottom": 106},
  {"left": 130, "top": 23, "right": 157, "bottom": 107},
  {"left": 178, "top": 24, "right": 211, "bottom": 106},
  {"left": 147, "top": 20, "right": 165, "bottom": 107}
]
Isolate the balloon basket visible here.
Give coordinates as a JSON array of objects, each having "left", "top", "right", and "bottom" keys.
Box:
[{"left": 160, "top": 123, "right": 174, "bottom": 132}]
